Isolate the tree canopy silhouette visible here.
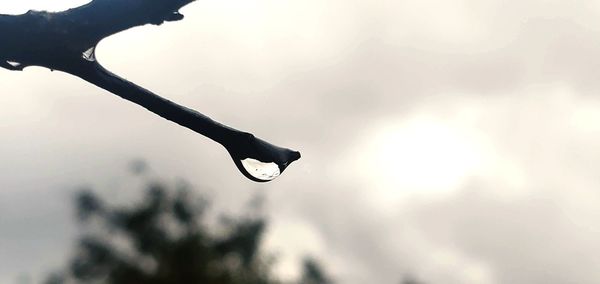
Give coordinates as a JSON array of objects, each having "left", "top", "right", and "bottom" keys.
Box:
[{"left": 44, "top": 175, "right": 331, "bottom": 284}]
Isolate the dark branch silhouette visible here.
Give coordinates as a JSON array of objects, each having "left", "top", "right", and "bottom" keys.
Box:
[{"left": 0, "top": 0, "right": 300, "bottom": 182}]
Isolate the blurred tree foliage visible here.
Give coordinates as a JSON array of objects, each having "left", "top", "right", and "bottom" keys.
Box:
[{"left": 45, "top": 175, "right": 331, "bottom": 284}]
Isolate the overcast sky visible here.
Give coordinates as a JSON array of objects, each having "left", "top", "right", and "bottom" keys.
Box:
[{"left": 2, "top": 0, "right": 600, "bottom": 283}]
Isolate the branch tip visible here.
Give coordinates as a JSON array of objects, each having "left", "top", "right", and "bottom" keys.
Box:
[{"left": 166, "top": 12, "right": 185, "bottom": 22}]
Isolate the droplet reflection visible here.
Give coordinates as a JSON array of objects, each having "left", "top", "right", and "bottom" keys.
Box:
[
  {"left": 6, "top": 61, "right": 21, "bottom": 67},
  {"left": 82, "top": 46, "right": 96, "bottom": 62},
  {"left": 240, "top": 158, "right": 281, "bottom": 181}
]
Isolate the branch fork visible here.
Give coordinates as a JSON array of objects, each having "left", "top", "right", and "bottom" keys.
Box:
[{"left": 0, "top": 0, "right": 300, "bottom": 182}]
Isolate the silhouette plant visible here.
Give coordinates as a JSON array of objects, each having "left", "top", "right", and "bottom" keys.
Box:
[{"left": 44, "top": 174, "right": 330, "bottom": 284}]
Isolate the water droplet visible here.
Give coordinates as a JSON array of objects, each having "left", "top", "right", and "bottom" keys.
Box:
[
  {"left": 82, "top": 46, "right": 96, "bottom": 62},
  {"left": 240, "top": 158, "right": 281, "bottom": 181}
]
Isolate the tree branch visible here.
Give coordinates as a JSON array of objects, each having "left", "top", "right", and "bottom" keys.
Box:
[{"left": 0, "top": 0, "right": 300, "bottom": 182}]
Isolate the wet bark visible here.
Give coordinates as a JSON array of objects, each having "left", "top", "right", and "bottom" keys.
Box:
[{"left": 0, "top": 0, "right": 300, "bottom": 182}]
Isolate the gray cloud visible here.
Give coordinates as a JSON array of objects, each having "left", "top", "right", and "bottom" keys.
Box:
[{"left": 3, "top": 0, "right": 600, "bottom": 283}]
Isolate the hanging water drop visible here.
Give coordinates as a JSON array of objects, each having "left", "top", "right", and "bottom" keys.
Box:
[
  {"left": 225, "top": 132, "right": 300, "bottom": 182},
  {"left": 82, "top": 46, "right": 96, "bottom": 62},
  {"left": 240, "top": 158, "right": 281, "bottom": 181}
]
